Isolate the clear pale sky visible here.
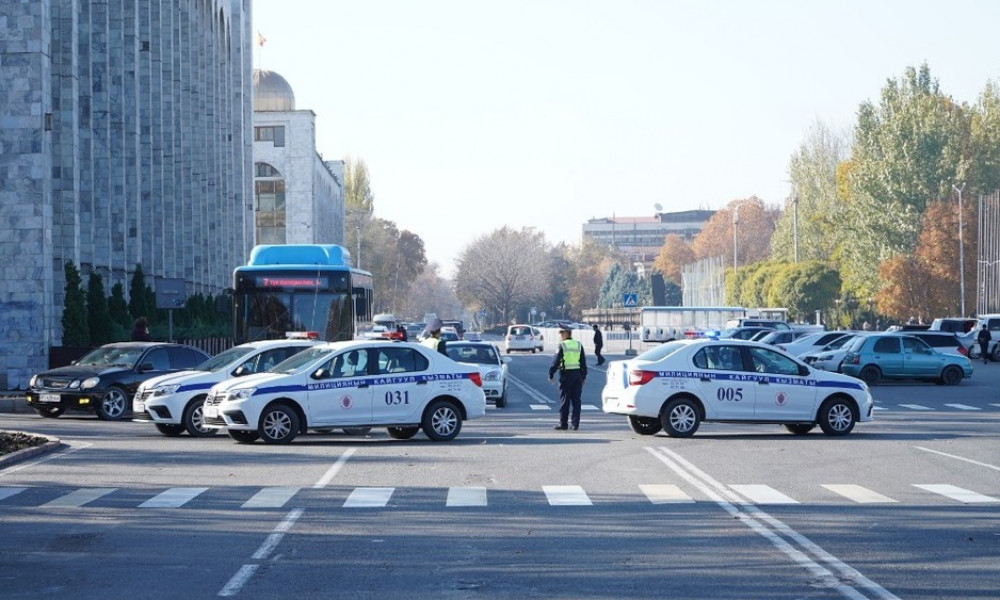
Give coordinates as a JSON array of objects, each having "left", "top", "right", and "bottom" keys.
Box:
[{"left": 251, "top": 0, "right": 1000, "bottom": 277}]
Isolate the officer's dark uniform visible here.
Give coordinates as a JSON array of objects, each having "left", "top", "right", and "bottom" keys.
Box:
[{"left": 548, "top": 328, "right": 587, "bottom": 430}]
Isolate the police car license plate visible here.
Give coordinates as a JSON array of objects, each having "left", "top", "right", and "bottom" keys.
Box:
[
  {"left": 203, "top": 406, "right": 219, "bottom": 418},
  {"left": 39, "top": 393, "right": 60, "bottom": 403}
]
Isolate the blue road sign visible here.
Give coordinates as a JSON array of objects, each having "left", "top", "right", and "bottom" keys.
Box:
[{"left": 623, "top": 293, "right": 638, "bottom": 308}]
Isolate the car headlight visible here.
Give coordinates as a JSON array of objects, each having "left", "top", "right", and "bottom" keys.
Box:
[
  {"left": 484, "top": 369, "right": 501, "bottom": 382},
  {"left": 80, "top": 377, "right": 100, "bottom": 389},
  {"left": 226, "top": 387, "right": 256, "bottom": 402},
  {"left": 153, "top": 384, "right": 181, "bottom": 396},
  {"left": 29, "top": 375, "right": 38, "bottom": 388}
]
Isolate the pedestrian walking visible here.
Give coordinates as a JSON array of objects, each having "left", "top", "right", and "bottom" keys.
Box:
[
  {"left": 977, "top": 324, "right": 991, "bottom": 364},
  {"left": 548, "top": 325, "right": 587, "bottom": 430},
  {"left": 592, "top": 323, "right": 604, "bottom": 365}
]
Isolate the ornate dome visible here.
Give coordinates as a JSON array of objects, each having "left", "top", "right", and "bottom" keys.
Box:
[{"left": 253, "top": 69, "right": 295, "bottom": 111}]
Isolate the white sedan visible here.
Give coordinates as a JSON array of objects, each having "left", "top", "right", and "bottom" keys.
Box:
[
  {"left": 202, "top": 340, "right": 487, "bottom": 444},
  {"left": 445, "top": 341, "right": 510, "bottom": 407},
  {"left": 602, "top": 338, "right": 873, "bottom": 437},
  {"left": 133, "top": 339, "right": 319, "bottom": 436}
]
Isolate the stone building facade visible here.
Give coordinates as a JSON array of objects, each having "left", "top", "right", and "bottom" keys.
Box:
[{"left": 0, "top": 0, "right": 254, "bottom": 389}]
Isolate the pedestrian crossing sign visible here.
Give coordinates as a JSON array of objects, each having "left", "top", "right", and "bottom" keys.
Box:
[{"left": 623, "top": 293, "right": 638, "bottom": 308}]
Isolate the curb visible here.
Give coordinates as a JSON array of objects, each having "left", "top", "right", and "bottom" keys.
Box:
[{"left": 0, "top": 432, "right": 62, "bottom": 469}]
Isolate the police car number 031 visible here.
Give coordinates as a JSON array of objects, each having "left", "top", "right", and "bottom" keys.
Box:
[{"left": 385, "top": 390, "right": 409, "bottom": 405}]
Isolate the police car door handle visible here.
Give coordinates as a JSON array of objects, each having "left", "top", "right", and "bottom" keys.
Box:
[
  {"left": 357, "top": 383, "right": 369, "bottom": 389},
  {"left": 417, "top": 380, "right": 428, "bottom": 385},
  {"left": 700, "top": 376, "right": 711, "bottom": 382}
]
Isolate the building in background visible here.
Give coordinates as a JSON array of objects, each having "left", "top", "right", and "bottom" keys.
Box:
[
  {"left": 0, "top": 0, "right": 254, "bottom": 389},
  {"left": 582, "top": 209, "right": 715, "bottom": 268},
  {"left": 252, "top": 69, "right": 345, "bottom": 246}
]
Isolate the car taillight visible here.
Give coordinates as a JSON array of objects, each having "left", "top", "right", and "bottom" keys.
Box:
[
  {"left": 844, "top": 353, "right": 860, "bottom": 365},
  {"left": 469, "top": 372, "right": 483, "bottom": 387},
  {"left": 628, "top": 370, "right": 656, "bottom": 386},
  {"left": 958, "top": 345, "right": 968, "bottom": 356}
]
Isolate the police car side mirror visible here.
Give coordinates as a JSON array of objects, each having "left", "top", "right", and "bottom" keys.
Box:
[
  {"left": 233, "top": 365, "right": 250, "bottom": 377},
  {"left": 312, "top": 368, "right": 330, "bottom": 379},
  {"left": 798, "top": 364, "right": 810, "bottom": 377}
]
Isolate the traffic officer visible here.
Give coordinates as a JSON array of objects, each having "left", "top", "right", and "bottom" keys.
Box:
[
  {"left": 421, "top": 318, "right": 448, "bottom": 356},
  {"left": 548, "top": 324, "right": 587, "bottom": 430}
]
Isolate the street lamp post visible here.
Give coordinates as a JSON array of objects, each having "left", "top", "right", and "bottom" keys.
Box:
[
  {"left": 732, "top": 206, "right": 740, "bottom": 271},
  {"left": 792, "top": 194, "right": 799, "bottom": 263},
  {"left": 954, "top": 183, "right": 966, "bottom": 316}
]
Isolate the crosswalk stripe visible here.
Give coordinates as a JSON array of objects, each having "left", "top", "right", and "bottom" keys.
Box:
[
  {"left": 42, "top": 488, "right": 116, "bottom": 508},
  {"left": 581, "top": 405, "right": 600, "bottom": 411},
  {"left": 446, "top": 486, "right": 487, "bottom": 507},
  {"left": 529, "top": 405, "right": 552, "bottom": 410},
  {"left": 139, "top": 487, "right": 208, "bottom": 508},
  {"left": 913, "top": 484, "right": 999, "bottom": 504},
  {"left": 728, "top": 484, "right": 799, "bottom": 504},
  {"left": 343, "top": 487, "right": 394, "bottom": 508},
  {"left": 242, "top": 487, "right": 299, "bottom": 509},
  {"left": 944, "top": 403, "right": 980, "bottom": 411},
  {"left": 822, "top": 484, "right": 897, "bottom": 504},
  {"left": 543, "top": 485, "right": 592, "bottom": 506},
  {"left": 640, "top": 484, "right": 694, "bottom": 504},
  {"left": 0, "top": 487, "right": 27, "bottom": 501},
  {"left": 989, "top": 403, "right": 1000, "bottom": 408},
  {"left": 873, "top": 406, "right": 889, "bottom": 411},
  {"left": 899, "top": 404, "right": 933, "bottom": 411}
]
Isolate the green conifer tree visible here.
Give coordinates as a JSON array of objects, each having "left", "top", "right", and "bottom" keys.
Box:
[
  {"left": 61, "top": 261, "right": 90, "bottom": 347},
  {"left": 87, "top": 272, "right": 114, "bottom": 345}
]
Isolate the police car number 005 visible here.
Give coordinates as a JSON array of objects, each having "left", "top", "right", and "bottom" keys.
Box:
[
  {"left": 384, "top": 390, "right": 410, "bottom": 405},
  {"left": 717, "top": 387, "right": 744, "bottom": 402}
]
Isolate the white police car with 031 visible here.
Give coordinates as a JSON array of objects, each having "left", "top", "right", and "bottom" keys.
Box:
[
  {"left": 202, "top": 340, "right": 486, "bottom": 444},
  {"left": 602, "top": 338, "right": 873, "bottom": 437}
]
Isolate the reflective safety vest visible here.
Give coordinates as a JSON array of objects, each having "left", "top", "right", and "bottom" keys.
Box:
[
  {"left": 422, "top": 336, "right": 441, "bottom": 352},
  {"left": 560, "top": 339, "right": 582, "bottom": 370}
]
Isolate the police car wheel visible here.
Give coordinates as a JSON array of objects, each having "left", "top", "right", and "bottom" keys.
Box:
[
  {"left": 817, "top": 397, "right": 857, "bottom": 436},
  {"left": 258, "top": 404, "right": 300, "bottom": 444},
  {"left": 387, "top": 426, "right": 420, "bottom": 440},
  {"left": 628, "top": 415, "right": 662, "bottom": 435},
  {"left": 228, "top": 429, "right": 260, "bottom": 444},
  {"left": 784, "top": 424, "right": 815, "bottom": 435},
  {"left": 660, "top": 397, "right": 700, "bottom": 438},
  {"left": 422, "top": 400, "right": 462, "bottom": 441},
  {"left": 183, "top": 398, "right": 217, "bottom": 437},
  {"left": 155, "top": 423, "right": 184, "bottom": 437}
]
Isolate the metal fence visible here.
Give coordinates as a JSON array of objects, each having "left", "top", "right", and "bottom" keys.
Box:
[{"left": 978, "top": 192, "right": 1000, "bottom": 315}]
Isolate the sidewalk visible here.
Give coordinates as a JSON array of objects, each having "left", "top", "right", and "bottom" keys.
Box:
[{"left": 0, "top": 393, "right": 32, "bottom": 415}]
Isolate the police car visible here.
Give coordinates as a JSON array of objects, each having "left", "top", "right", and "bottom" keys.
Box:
[
  {"left": 133, "top": 339, "right": 319, "bottom": 437},
  {"left": 202, "top": 340, "right": 487, "bottom": 444},
  {"left": 602, "top": 338, "right": 873, "bottom": 437}
]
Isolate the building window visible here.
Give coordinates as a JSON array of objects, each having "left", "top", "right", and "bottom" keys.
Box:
[{"left": 254, "top": 126, "right": 285, "bottom": 147}]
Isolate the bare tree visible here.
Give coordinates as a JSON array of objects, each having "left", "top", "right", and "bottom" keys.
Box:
[{"left": 396, "top": 262, "right": 462, "bottom": 322}]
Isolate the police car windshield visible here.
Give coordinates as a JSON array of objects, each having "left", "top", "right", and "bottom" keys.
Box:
[
  {"left": 270, "top": 346, "right": 331, "bottom": 374},
  {"left": 195, "top": 346, "right": 256, "bottom": 372},
  {"left": 636, "top": 341, "right": 688, "bottom": 362}
]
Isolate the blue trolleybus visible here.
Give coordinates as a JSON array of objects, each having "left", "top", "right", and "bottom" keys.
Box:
[{"left": 232, "top": 244, "right": 374, "bottom": 343}]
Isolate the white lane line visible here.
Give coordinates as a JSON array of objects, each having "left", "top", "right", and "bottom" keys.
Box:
[
  {"left": 42, "top": 488, "right": 116, "bottom": 508},
  {"left": 943, "top": 403, "right": 980, "bottom": 411},
  {"left": 915, "top": 446, "right": 1000, "bottom": 473},
  {"left": 508, "top": 374, "right": 554, "bottom": 403},
  {"left": 0, "top": 487, "right": 27, "bottom": 501},
  {"left": 313, "top": 447, "right": 357, "bottom": 488},
  {"left": 446, "top": 486, "right": 488, "bottom": 507},
  {"left": 219, "top": 508, "right": 304, "bottom": 597},
  {"left": 242, "top": 487, "right": 300, "bottom": 509},
  {"left": 581, "top": 405, "right": 600, "bottom": 411},
  {"left": 822, "top": 485, "right": 898, "bottom": 504},
  {"left": 529, "top": 405, "right": 552, "bottom": 411},
  {"left": 219, "top": 565, "right": 259, "bottom": 597},
  {"left": 728, "top": 484, "right": 799, "bottom": 504},
  {"left": 139, "top": 487, "right": 208, "bottom": 508},
  {"left": 899, "top": 404, "right": 932, "bottom": 411},
  {"left": 648, "top": 447, "right": 899, "bottom": 600},
  {"left": 640, "top": 484, "right": 694, "bottom": 504},
  {"left": 872, "top": 406, "right": 889, "bottom": 411},
  {"left": 343, "top": 487, "right": 394, "bottom": 508},
  {"left": 543, "top": 485, "right": 592, "bottom": 506},
  {"left": 913, "top": 484, "right": 999, "bottom": 504},
  {"left": 989, "top": 403, "right": 1000, "bottom": 408},
  {"left": 0, "top": 440, "right": 92, "bottom": 476}
]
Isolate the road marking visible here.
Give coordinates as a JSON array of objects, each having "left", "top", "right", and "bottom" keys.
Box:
[
  {"left": 312, "top": 447, "right": 357, "bottom": 488},
  {"left": 508, "top": 373, "right": 555, "bottom": 403},
  {"left": 140, "top": 487, "right": 208, "bottom": 508},
  {"left": 822, "top": 485, "right": 898, "bottom": 504},
  {"left": 943, "top": 403, "right": 980, "bottom": 411},
  {"left": 872, "top": 406, "right": 889, "bottom": 411},
  {"left": 729, "top": 484, "right": 799, "bottom": 504},
  {"left": 529, "top": 405, "right": 551, "bottom": 410},
  {"left": 219, "top": 508, "right": 304, "bottom": 597},
  {"left": 581, "top": 404, "right": 600, "bottom": 411},
  {"left": 640, "top": 484, "right": 694, "bottom": 504},
  {"left": 242, "top": 487, "right": 299, "bottom": 509},
  {"left": 543, "top": 485, "right": 592, "bottom": 505},
  {"left": 0, "top": 440, "right": 92, "bottom": 476},
  {"left": 913, "top": 484, "right": 999, "bottom": 504},
  {"left": 990, "top": 403, "right": 1000, "bottom": 408},
  {"left": 42, "top": 488, "right": 116, "bottom": 508},
  {"left": 899, "top": 404, "right": 932, "bottom": 411},
  {"left": 648, "top": 447, "right": 900, "bottom": 600},
  {"left": 344, "top": 487, "right": 394, "bottom": 508},
  {"left": 446, "top": 486, "right": 488, "bottom": 507},
  {"left": 0, "top": 487, "right": 27, "bottom": 501}
]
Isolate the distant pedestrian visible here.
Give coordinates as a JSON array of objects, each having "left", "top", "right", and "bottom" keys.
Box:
[
  {"left": 592, "top": 324, "right": 604, "bottom": 366},
  {"left": 396, "top": 324, "right": 408, "bottom": 342},
  {"left": 549, "top": 325, "right": 587, "bottom": 431},
  {"left": 131, "top": 316, "right": 152, "bottom": 341},
  {"left": 977, "top": 324, "right": 991, "bottom": 364}
]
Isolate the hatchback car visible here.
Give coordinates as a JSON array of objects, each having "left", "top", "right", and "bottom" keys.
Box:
[
  {"left": 446, "top": 341, "right": 510, "bottom": 407},
  {"left": 505, "top": 324, "right": 539, "bottom": 353},
  {"left": 602, "top": 339, "right": 872, "bottom": 438},
  {"left": 800, "top": 333, "right": 872, "bottom": 372},
  {"left": 840, "top": 334, "right": 973, "bottom": 386},
  {"left": 133, "top": 339, "right": 319, "bottom": 437},
  {"left": 26, "top": 342, "right": 211, "bottom": 420},
  {"left": 776, "top": 331, "right": 853, "bottom": 357},
  {"left": 202, "top": 340, "right": 487, "bottom": 444},
  {"left": 755, "top": 329, "right": 807, "bottom": 346}
]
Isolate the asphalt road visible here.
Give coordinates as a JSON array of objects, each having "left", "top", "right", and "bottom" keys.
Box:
[{"left": 0, "top": 349, "right": 998, "bottom": 599}]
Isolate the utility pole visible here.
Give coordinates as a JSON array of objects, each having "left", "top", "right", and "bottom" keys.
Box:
[
  {"left": 954, "top": 183, "right": 966, "bottom": 316},
  {"left": 732, "top": 206, "right": 739, "bottom": 271}
]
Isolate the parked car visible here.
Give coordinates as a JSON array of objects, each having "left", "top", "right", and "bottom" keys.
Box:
[
  {"left": 929, "top": 317, "right": 977, "bottom": 334},
  {"left": 776, "top": 331, "right": 853, "bottom": 357},
  {"left": 724, "top": 318, "right": 791, "bottom": 330},
  {"left": 800, "top": 333, "right": 873, "bottom": 372},
  {"left": 446, "top": 341, "right": 509, "bottom": 407},
  {"left": 133, "top": 339, "right": 319, "bottom": 437},
  {"left": 505, "top": 324, "right": 539, "bottom": 353},
  {"left": 439, "top": 326, "right": 461, "bottom": 342},
  {"left": 717, "top": 326, "right": 774, "bottom": 341},
  {"left": 601, "top": 338, "right": 872, "bottom": 437},
  {"left": 203, "top": 340, "right": 487, "bottom": 444},
  {"left": 902, "top": 330, "right": 970, "bottom": 358},
  {"left": 754, "top": 329, "right": 808, "bottom": 346},
  {"left": 840, "top": 333, "right": 972, "bottom": 386},
  {"left": 26, "top": 342, "right": 211, "bottom": 420},
  {"left": 531, "top": 327, "right": 545, "bottom": 351},
  {"left": 463, "top": 331, "right": 484, "bottom": 342}
]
